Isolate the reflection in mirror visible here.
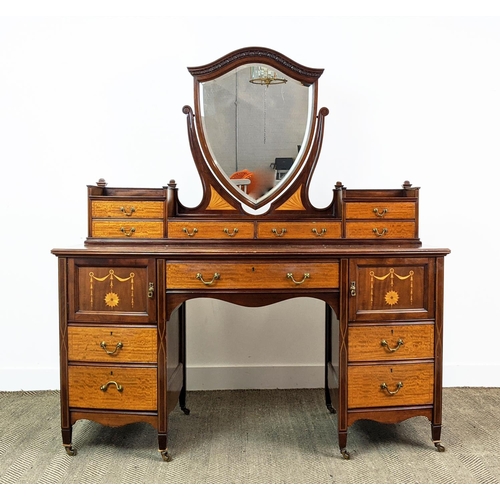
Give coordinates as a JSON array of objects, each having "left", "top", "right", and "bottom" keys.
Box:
[{"left": 200, "top": 63, "right": 313, "bottom": 202}]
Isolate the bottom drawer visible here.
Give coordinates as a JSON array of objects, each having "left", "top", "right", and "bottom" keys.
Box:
[
  {"left": 348, "top": 362, "right": 434, "bottom": 408},
  {"left": 68, "top": 366, "right": 157, "bottom": 411}
]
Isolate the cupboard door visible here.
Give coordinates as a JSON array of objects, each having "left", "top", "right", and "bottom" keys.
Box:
[
  {"left": 349, "top": 257, "right": 435, "bottom": 322},
  {"left": 68, "top": 257, "right": 157, "bottom": 323}
]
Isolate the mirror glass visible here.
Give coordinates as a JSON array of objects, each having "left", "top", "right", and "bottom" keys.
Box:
[{"left": 199, "top": 63, "right": 314, "bottom": 203}]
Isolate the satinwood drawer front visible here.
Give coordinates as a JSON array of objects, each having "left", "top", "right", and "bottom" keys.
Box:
[
  {"left": 168, "top": 221, "right": 255, "bottom": 239},
  {"left": 68, "top": 326, "right": 156, "bottom": 363},
  {"left": 91, "top": 220, "right": 164, "bottom": 239},
  {"left": 68, "top": 258, "right": 156, "bottom": 324},
  {"left": 345, "top": 221, "right": 416, "bottom": 239},
  {"left": 167, "top": 262, "right": 340, "bottom": 289},
  {"left": 348, "top": 323, "right": 434, "bottom": 362},
  {"left": 347, "top": 362, "right": 434, "bottom": 408},
  {"left": 345, "top": 202, "right": 416, "bottom": 220},
  {"left": 68, "top": 366, "right": 157, "bottom": 411},
  {"left": 349, "top": 258, "right": 435, "bottom": 321},
  {"left": 91, "top": 200, "right": 164, "bottom": 219},
  {"left": 257, "top": 221, "right": 342, "bottom": 239}
]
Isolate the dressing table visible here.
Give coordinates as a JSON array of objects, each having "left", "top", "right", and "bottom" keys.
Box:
[{"left": 52, "top": 47, "right": 450, "bottom": 461}]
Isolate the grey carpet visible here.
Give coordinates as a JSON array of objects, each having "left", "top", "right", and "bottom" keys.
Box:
[{"left": 0, "top": 388, "right": 499, "bottom": 484}]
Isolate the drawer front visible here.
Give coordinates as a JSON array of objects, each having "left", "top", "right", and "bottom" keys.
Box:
[
  {"left": 345, "top": 221, "right": 416, "bottom": 239},
  {"left": 348, "top": 323, "right": 434, "bottom": 361},
  {"left": 168, "top": 221, "right": 255, "bottom": 239},
  {"left": 68, "top": 326, "right": 156, "bottom": 363},
  {"left": 68, "top": 366, "right": 157, "bottom": 411},
  {"left": 68, "top": 258, "right": 157, "bottom": 324},
  {"left": 257, "top": 221, "right": 342, "bottom": 239},
  {"left": 167, "top": 262, "right": 340, "bottom": 289},
  {"left": 91, "top": 200, "right": 164, "bottom": 219},
  {"left": 348, "top": 362, "right": 434, "bottom": 408},
  {"left": 345, "top": 202, "right": 415, "bottom": 220},
  {"left": 91, "top": 221, "right": 164, "bottom": 239}
]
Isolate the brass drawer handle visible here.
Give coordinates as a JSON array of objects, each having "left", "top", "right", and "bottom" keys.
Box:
[
  {"left": 373, "top": 207, "right": 388, "bottom": 217},
  {"left": 120, "top": 227, "right": 136, "bottom": 237},
  {"left": 183, "top": 227, "right": 198, "bottom": 237},
  {"left": 100, "top": 341, "right": 123, "bottom": 355},
  {"left": 381, "top": 339, "right": 404, "bottom": 352},
  {"left": 196, "top": 272, "right": 220, "bottom": 286},
  {"left": 286, "top": 272, "right": 310, "bottom": 285},
  {"left": 120, "top": 206, "right": 136, "bottom": 216},
  {"left": 223, "top": 228, "right": 239, "bottom": 237},
  {"left": 380, "top": 381, "right": 403, "bottom": 396},
  {"left": 271, "top": 228, "right": 287, "bottom": 237},
  {"left": 100, "top": 381, "right": 123, "bottom": 392},
  {"left": 372, "top": 227, "right": 388, "bottom": 237},
  {"left": 312, "top": 228, "right": 327, "bottom": 237}
]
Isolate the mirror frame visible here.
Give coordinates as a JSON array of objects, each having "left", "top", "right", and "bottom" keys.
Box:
[{"left": 185, "top": 47, "right": 325, "bottom": 211}]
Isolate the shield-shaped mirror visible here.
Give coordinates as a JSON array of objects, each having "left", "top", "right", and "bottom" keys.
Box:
[{"left": 188, "top": 48, "right": 324, "bottom": 210}]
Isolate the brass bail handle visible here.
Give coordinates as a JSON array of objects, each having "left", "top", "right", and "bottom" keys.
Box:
[
  {"left": 312, "top": 228, "right": 327, "bottom": 237},
  {"left": 380, "top": 381, "right": 403, "bottom": 395},
  {"left": 100, "top": 381, "right": 123, "bottom": 392},
  {"left": 100, "top": 341, "right": 123, "bottom": 355},
  {"left": 196, "top": 272, "right": 221, "bottom": 286},
  {"left": 286, "top": 272, "right": 310, "bottom": 285},
  {"left": 272, "top": 228, "right": 287, "bottom": 237},
  {"left": 223, "top": 228, "right": 239, "bottom": 237},
  {"left": 120, "top": 206, "right": 136, "bottom": 216},
  {"left": 381, "top": 338, "right": 404, "bottom": 352}
]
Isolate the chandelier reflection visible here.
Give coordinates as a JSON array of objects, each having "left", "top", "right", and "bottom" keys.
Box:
[{"left": 249, "top": 65, "right": 287, "bottom": 86}]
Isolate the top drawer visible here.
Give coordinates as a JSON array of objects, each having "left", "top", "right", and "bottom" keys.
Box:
[
  {"left": 167, "top": 261, "right": 340, "bottom": 289},
  {"left": 345, "top": 202, "right": 416, "bottom": 220},
  {"left": 91, "top": 200, "right": 164, "bottom": 219}
]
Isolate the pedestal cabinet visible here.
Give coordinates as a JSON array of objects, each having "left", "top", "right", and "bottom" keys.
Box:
[{"left": 52, "top": 47, "right": 450, "bottom": 460}]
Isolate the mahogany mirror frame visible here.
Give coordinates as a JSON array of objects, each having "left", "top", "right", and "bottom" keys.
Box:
[{"left": 183, "top": 47, "right": 327, "bottom": 212}]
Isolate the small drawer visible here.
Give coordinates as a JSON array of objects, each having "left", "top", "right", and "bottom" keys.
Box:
[
  {"left": 91, "top": 220, "right": 164, "bottom": 238},
  {"left": 345, "top": 202, "right": 416, "bottom": 220},
  {"left": 348, "top": 323, "right": 434, "bottom": 362},
  {"left": 345, "top": 221, "right": 416, "bottom": 239},
  {"left": 348, "top": 362, "right": 434, "bottom": 408},
  {"left": 257, "top": 221, "right": 342, "bottom": 239},
  {"left": 91, "top": 200, "right": 164, "bottom": 219},
  {"left": 168, "top": 221, "right": 255, "bottom": 239},
  {"left": 167, "top": 261, "right": 340, "bottom": 289},
  {"left": 68, "top": 366, "right": 157, "bottom": 411},
  {"left": 68, "top": 326, "right": 156, "bottom": 363}
]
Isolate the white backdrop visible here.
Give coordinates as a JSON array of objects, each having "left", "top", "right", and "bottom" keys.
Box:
[{"left": 1, "top": 14, "right": 499, "bottom": 390}]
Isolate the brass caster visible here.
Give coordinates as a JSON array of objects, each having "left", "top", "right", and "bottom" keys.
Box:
[
  {"left": 64, "top": 445, "right": 76, "bottom": 456},
  {"left": 341, "top": 448, "right": 350, "bottom": 460},
  {"left": 181, "top": 406, "right": 190, "bottom": 415},
  {"left": 326, "top": 404, "right": 336, "bottom": 414},
  {"left": 160, "top": 450, "right": 172, "bottom": 462},
  {"left": 434, "top": 442, "right": 445, "bottom": 452}
]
